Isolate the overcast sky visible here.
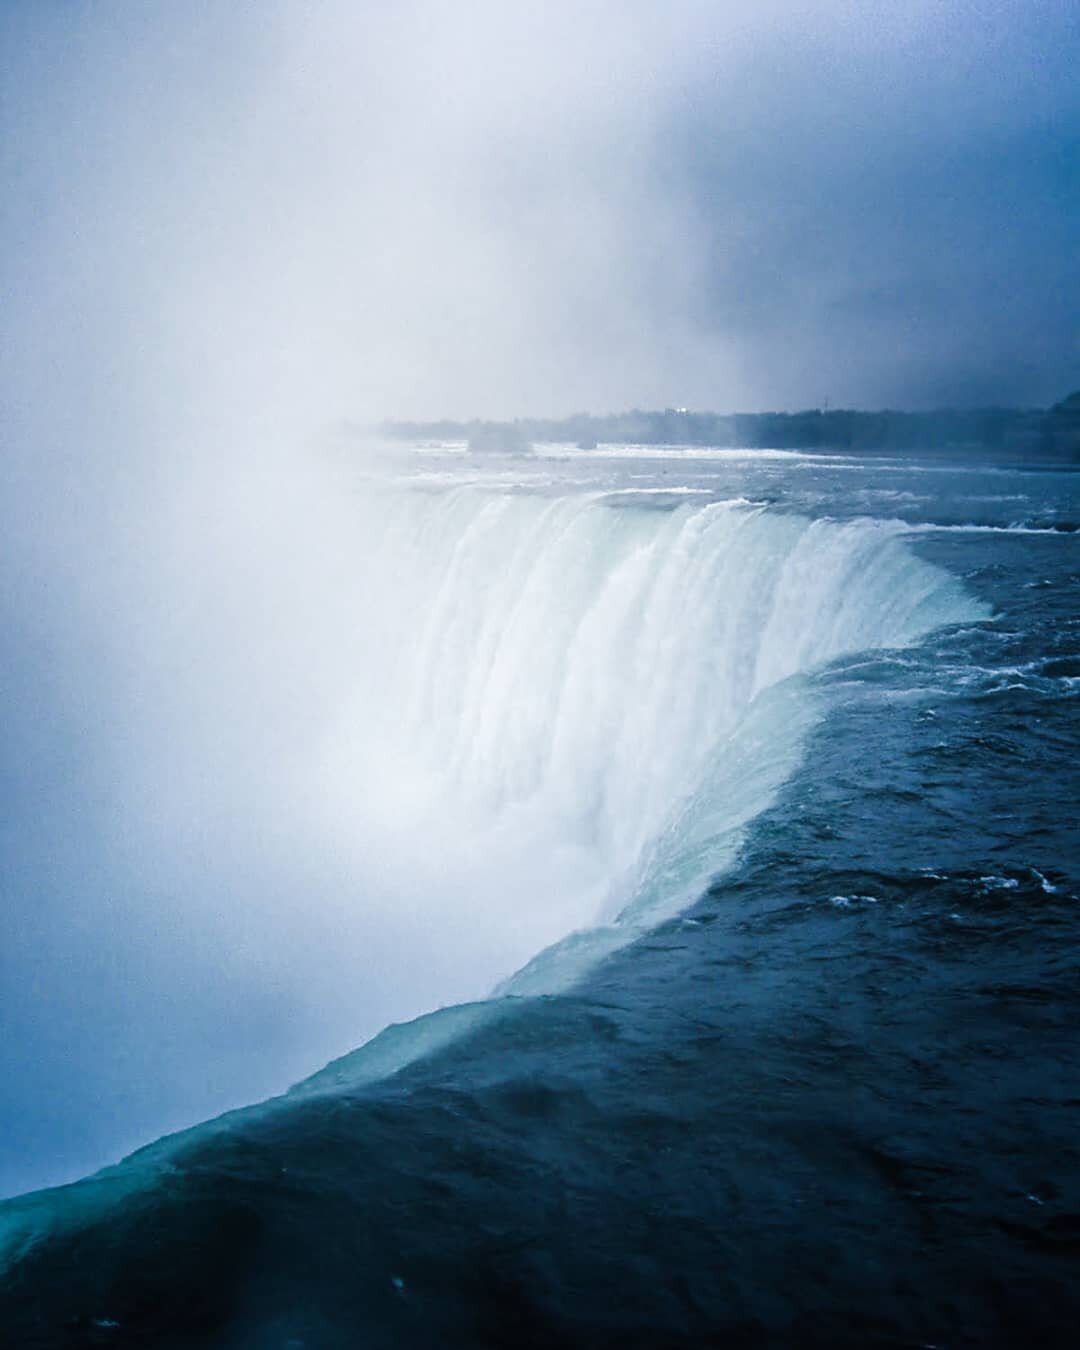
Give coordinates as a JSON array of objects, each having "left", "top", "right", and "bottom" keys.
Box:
[
  {"left": 4, "top": 1, "right": 1077, "bottom": 428},
  {"left": 1, "top": 1, "right": 1078, "bottom": 1199}
]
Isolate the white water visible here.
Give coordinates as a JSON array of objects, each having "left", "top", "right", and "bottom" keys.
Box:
[
  {"left": 0, "top": 473, "right": 987, "bottom": 1247},
  {"left": 309, "top": 480, "right": 985, "bottom": 1006}
]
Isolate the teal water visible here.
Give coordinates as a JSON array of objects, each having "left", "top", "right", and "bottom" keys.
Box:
[{"left": 2, "top": 445, "right": 1077, "bottom": 1347}]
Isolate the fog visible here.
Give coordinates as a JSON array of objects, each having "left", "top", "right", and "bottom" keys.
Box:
[{"left": 2, "top": 1, "right": 1077, "bottom": 1197}]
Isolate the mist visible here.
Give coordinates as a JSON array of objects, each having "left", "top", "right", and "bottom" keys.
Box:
[{"left": 2, "top": 1, "right": 1077, "bottom": 1197}]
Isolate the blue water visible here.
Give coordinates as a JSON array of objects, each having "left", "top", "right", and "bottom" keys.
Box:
[{"left": 2, "top": 445, "right": 1077, "bottom": 1347}]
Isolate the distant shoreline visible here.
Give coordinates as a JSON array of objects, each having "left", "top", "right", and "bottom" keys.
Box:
[{"left": 377, "top": 392, "right": 1080, "bottom": 463}]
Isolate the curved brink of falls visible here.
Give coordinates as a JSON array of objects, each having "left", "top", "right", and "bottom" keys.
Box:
[
  {"left": 0, "top": 486, "right": 987, "bottom": 1259},
  {"left": 317, "top": 485, "right": 986, "bottom": 1000}
]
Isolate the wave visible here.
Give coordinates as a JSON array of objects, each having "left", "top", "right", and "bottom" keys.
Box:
[
  {"left": 538, "top": 443, "right": 855, "bottom": 461},
  {"left": 899, "top": 520, "right": 1077, "bottom": 535}
]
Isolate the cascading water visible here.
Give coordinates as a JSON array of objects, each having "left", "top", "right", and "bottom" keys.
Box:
[
  {"left": 0, "top": 462, "right": 995, "bottom": 1272},
  {"left": 310, "top": 479, "right": 986, "bottom": 1013}
]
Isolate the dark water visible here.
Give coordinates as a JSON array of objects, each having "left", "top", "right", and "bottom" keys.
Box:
[{"left": 2, "top": 450, "right": 1077, "bottom": 1347}]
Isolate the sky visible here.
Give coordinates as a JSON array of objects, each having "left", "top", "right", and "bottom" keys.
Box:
[{"left": 1, "top": 1, "right": 1078, "bottom": 1198}]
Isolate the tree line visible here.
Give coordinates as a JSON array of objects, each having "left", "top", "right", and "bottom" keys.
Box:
[{"left": 381, "top": 391, "right": 1080, "bottom": 460}]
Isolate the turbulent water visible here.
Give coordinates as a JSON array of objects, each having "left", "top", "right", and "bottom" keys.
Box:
[{"left": 2, "top": 445, "right": 1078, "bottom": 1347}]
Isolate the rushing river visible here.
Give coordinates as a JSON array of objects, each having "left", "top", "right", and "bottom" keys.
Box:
[{"left": 3, "top": 443, "right": 1077, "bottom": 1348}]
